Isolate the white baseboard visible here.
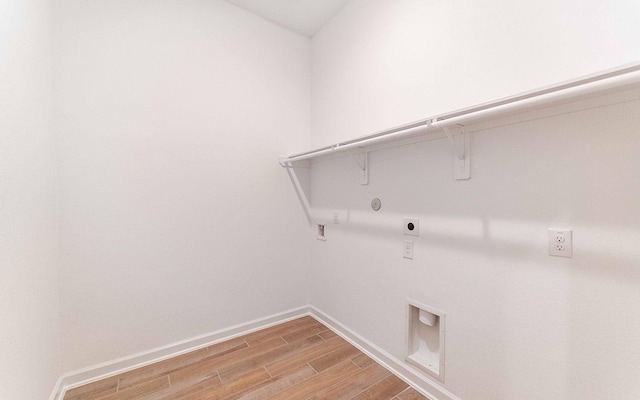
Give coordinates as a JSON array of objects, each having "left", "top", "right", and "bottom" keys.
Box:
[
  {"left": 49, "top": 376, "right": 64, "bottom": 400},
  {"left": 307, "top": 306, "right": 462, "bottom": 400},
  {"left": 49, "top": 306, "right": 311, "bottom": 400},
  {"left": 50, "top": 305, "right": 462, "bottom": 400}
]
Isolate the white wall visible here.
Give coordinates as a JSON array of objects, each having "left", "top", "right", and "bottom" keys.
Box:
[
  {"left": 311, "top": 0, "right": 640, "bottom": 147},
  {"left": 54, "top": 0, "right": 311, "bottom": 372},
  {"left": 0, "top": 0, "right": 61, "bottom": 398},
  {"left": 309, "top": 1, "right": 640, "bottom": 399}
]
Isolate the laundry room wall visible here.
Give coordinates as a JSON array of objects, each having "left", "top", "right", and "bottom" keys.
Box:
[
  {"left": 308, "top": 1, "right": 640, "bottom": 399},
  {"left": 0, "top": 0, "right": 61, "bottom": 398},
  {"left": 55, "top": 0, "right": 312, "bottom": 372}
]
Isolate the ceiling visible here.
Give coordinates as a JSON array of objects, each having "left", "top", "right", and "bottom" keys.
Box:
[{"left": 223, "top": 0, "right": 350, "bottom": 37}]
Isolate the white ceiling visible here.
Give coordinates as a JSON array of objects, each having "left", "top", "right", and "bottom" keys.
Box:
[{"left": 223, "top": 0, "right": 350, "bottom": 37}]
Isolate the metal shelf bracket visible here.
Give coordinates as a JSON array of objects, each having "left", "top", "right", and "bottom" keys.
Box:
[
  {"left": 348, "top": 150, "right": 368, "bottom": 185},
  {"left": 443, "top": 125, "right": 471, "bottom": 180}
]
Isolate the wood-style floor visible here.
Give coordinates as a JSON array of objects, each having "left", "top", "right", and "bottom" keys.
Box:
[{"left": 63, "top": 316, "right": 429, "bottom": 400}]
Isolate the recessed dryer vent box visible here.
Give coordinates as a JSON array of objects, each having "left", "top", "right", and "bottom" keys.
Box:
[{"left": 407, "top": 300, "right": 445, "bottom": 381}]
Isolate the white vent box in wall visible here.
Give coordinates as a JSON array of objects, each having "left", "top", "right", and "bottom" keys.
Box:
[{"left": 407, "top": 300, "right": 445, "bottom": 381}]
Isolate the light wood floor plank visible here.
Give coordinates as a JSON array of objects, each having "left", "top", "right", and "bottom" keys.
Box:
[
  {"left": 170, "top": 336, "right": 284, "bottom": 385},
  {"left": 137, "top": 375, "right": 221, "bottom": 400},
  {"left": 117, "top": 337, "right": 247, "bottom": 390},
  {"left": 178, "top": 368, "right": 270, "bottom": 400},
  {"left": 218, "top": 335, "right": 323, "bottom": 381},
  {"left": 264, "top": 336, "right": 348, "bottom": 377},
  {"left": 94, "top": 376, "right": 170, "bottom": 400},
  {"left": 265, "top": 360, "right": 361, "bottom": 400},
  {"left": 307, "top": 345, "right": 362, "bottom": 373},
  {"left": 396, "top": 387, "right": 430, "bottom": 400},
  {"left": 308, "top": 363, "right": 391, "bottom": 400},
  {"left": 317, "top": 330, "right": 338, "bottom": 341},
  {"left": 243, "top": 316, "right": 319, "bottom": 345},
  {"left": 64, "top": 317, "right": 430, "bottom": 400},
  {"left": 224, "top": 364, "right": 316, "bottom": 400},
  {"left": 351, "top": 374, "right": 410, "bottom": 400},
  {"left": 281, "top": 324, "right": 329, "bottom": 344},
  {"left": 352, "top": 353, "right": 377, "bottom": 369}
]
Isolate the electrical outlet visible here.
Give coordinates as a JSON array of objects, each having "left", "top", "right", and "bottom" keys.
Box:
[
  {"left": 549, "top": 229, "right": 572, "bottom": 257},
  {"left": 333, "top": 212, "right": 340, "bottom": 224}
]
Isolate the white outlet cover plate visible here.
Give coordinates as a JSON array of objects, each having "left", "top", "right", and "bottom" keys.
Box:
[
  {"left": 403, "top": 240, "right": 414, "bottom": 259},
  {"left": 548, "top": 229, "right": 572, "bottom": 257},
  {"left": 404, "top": 218, "right": 419, "bottom": 236}
]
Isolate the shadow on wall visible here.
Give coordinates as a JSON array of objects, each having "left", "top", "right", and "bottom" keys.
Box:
[{"left": 287, "top": 100, "right": 640, "bottom": 398}]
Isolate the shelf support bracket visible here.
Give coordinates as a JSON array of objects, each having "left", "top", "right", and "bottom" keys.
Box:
[
  {"left": 348, "top": 150, "right": 368, "bottom": 185},
  {"left": 280, "top": 159, "right": 313, "bottom": 224},
  {"left": 443, "top": 125, "right": 471, "bottom": 180}
]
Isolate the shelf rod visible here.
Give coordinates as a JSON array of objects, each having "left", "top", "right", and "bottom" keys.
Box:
[{"left": 281, "top": 63, "right": 640, "bottom": 165}]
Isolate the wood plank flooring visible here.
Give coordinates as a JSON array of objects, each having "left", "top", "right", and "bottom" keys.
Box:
[{"left": 64, "top": 316, "right": 430, "bottom": 400}]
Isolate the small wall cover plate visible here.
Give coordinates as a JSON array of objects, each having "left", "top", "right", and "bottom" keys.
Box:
[
  {"left": 404, "top": 218, "right": 419, "bottom": 236},
  {"left": 316, "top": 224, "right": 326, "bottom": 241},
  {"left": 371, "top": 198, "right": 381, "bottom": 211},
  {"left": 548, "top": 229, "right": 572, "bottom": 257}
]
